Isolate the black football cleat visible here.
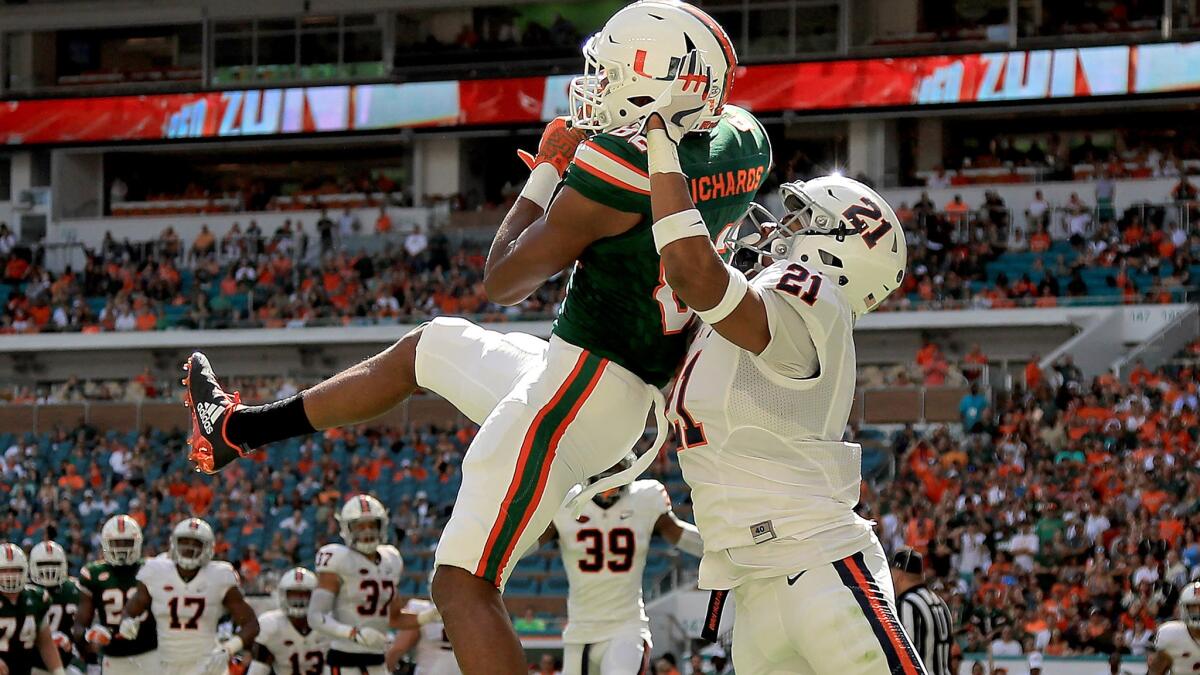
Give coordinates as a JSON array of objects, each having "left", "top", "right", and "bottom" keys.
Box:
[{"left": 182, "top": 352, "right": 253, "bottom": 474}]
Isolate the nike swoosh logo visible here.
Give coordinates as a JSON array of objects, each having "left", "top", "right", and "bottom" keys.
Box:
[
  {"left": 671, "top": 105, "right": 706, "bottom": 127},
  {"left": 787, "top": 571, "right": 806, "bottom": 586}
]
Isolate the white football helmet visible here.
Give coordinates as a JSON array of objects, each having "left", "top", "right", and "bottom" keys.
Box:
[
  {"left": 276, "top": 567, "right": 318, "bottom": 618},
  {"left": 169, "top": 518, "right": 215, "bottom": 570},
  {"left": 1180, "top": 582, "right": 1200, "bottom": 628},
  {"left": 29, "top": 541, "right": 67, "bottom": 587},
  {"left": 101, "top": 514, "right": 143, "bottom": 566},
  {"left": 0, "top": 543, "right": 27, "bottom": 593},
  {"left": 569, "top": 0, "right": 736, "bottom": 134},
  {"left": 337, "top": 494, "right": 388, "bottom": 555},
  {"left": 725, "top": 176, "right": 908, "bottom": 317}
]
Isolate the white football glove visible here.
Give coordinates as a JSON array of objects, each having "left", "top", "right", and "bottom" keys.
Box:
[
  {"left": 116, "top": 617, "right": 139, "bottom": 641},
  {"left": 352, "top": 626, "right": 389, "bottom": 650},
  {"left": 201, "top": 645, "right": 231, "bottom": 675},
  {"left": 639, "top": 49, "right": 715, "bottom": 144},
  {"left": 85, "top": 624, "right": 112, "bottom": 647}
]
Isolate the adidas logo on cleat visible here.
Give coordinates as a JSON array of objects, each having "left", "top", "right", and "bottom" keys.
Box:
[{"left": 197, "top": 401, "right": 224, "bottom": 434}]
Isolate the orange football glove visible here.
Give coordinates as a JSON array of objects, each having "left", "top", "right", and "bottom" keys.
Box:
[{"left": 517, "top": 116, "right": 587, "bottom": 176}]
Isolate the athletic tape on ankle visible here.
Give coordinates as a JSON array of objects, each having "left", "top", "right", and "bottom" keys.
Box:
[
  {"left": 518, "top": 162, "right": 561, "bottom": 210},
  {"left": 652, "top": 209, "right": 708, "bottom": 253},
  {"left": 694, "top": 265, "right": 749, "bottom": 325},
  {"left": 646, "top": 128, "right": 682, "bottom": 175}
]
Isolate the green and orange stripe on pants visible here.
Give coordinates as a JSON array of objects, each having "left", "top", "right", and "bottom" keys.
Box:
[{"left": 475, "top": 350, "right": 609, "bottom": 586}]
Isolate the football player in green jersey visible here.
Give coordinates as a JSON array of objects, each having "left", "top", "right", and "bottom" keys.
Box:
[
  {"left": 27, "top": 542, "right": 83, "bottom": 675},
  {"left": 72, "top": 516, "right": 157, "bottom": 675},
  {"left": 0, "top": 543, "right": 67, "bottom": 675},
  {"left": 180, "top": 3, "right": 768, "bottom": 673}
]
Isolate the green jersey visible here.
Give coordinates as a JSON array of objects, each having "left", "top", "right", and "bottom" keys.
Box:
[
  {"left": 78, "top": 560, "right": 156, "bottom": 657},
  {"left": 31, "top": 578, "right": 82, "bottom": 671},
  {"left": 557, "top": 105, "right": 772, "bottom": 387},
  {"left": 0, "top": 585, "right": 52, "bottom": 675}
]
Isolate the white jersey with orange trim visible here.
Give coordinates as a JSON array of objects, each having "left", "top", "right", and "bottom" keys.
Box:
[
  {"left": 401, "top": 598, "right": 459, "bottom": 675},
  {"left": 552, "top": 479, "right": 670, "bottom": 645},
  {"left": 1155, "top": 621, "right": 1200, "bottom": 672},
  {"left": 136, "top": 554, "right": 239, "bottom": 664},
  {"left": 313, "top": 543, "right": 402, "bottom": 654},
  {"left": 671, "top": 261, "right": 875, "bottom": 590},
  {"left": 254, "top": 609, "right": 330, "bottom": 675}
]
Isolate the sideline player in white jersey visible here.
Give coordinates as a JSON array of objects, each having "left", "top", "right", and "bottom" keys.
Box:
[
  {"left": 637, "top": 97, "right": 924, "bottom": 673},
  {"left": 309, "top": 495, "right": 440, "bottom": 675},
  {"left": 532, "top": 456, "right": 702, "bottom": 675},
  {"left": 1149, "top": 582, "right": 1200, "bottom": 674},
  {"left": 390, "top": 578, "right": 458, "bottom": 675},
  {"left": 118, "top": 518, "right": 259, "bottom": 675},
  {"left": 248, "top": 568, "right": 329, "bottom": 675}
]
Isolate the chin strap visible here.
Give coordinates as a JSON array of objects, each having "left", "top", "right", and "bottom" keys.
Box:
[{"left": 568, "top": 388, "right": 669, "bottom": 519}]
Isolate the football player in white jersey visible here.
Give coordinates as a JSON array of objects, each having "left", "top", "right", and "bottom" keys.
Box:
[
  {"left": 389, "top": 575, "right": 458, "bottom": 675},
  {"left": 532, "top": 456, "right": 702, "bottom": 675},
  {"left": 118, "top": 518, "right": 259, "bottom": 675},
  {"left": 309, "top": 495, "right": 440, "bottom": 675},
  {"left": 1149, "top": 582, "right": 1200, "bottom": 674},
  {"left": 638, "top": 103, "right": 925, "bottom": 674},
  {"left": 248, "top": 567, "right": 329, "bottom": 675}
]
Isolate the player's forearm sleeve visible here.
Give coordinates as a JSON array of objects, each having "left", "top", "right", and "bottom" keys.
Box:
[
  {"left": 308, "top": 588, "right": 355, "bottom": 641},
  {"left": 246, "top": 661, "right": 272, "bottom": 675},
  {"left": 673, "top": 521, "right": 705, "bottom": 558}
]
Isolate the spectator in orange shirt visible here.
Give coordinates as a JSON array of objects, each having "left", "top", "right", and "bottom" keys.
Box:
[
  {"left": 1029, "top": 227, "right": 1052, "bottom": 253},
  {"left": 1128, "top": 360, "right": 1152, "bottom": 386},
  {"left": 375, "top": 207, "right": 393, "bottom": 233},
  {"left": 916, "top": 339, "right": 940, "bottom": 368},
  {"left": 963, "top": 344, "right": 988, "bottom": 382},
  {"left": 1025, "top": 355, "right": 1042, "bottom": 389},
  {"left": 943, "top": 194, "right": 970, "bottom": 224},
  {"left": 185, "top": 476, "right": 214, "bottom": 515},
  {"left": 57, "top": 464, "right": 85, "bottom": 491}
]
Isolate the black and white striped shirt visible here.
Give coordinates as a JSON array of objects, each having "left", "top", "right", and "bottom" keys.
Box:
[{"left": 897, "top": 585, "right": 954, "bottom": 675}]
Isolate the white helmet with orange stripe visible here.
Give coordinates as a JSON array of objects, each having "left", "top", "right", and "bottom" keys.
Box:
[
  {"left": 337, "top": 494, "right": 389, "bottom": 555},
  {"left": 276, "top": 567, "right": 318, "bottom": 618},
  {"left": 569, "top": 0, "right": 737, "bottom": 134},
  {"left": 101, "top": 514, "right": 143, "bottom": 566},
  {"left": 0, "top": 543, "right": 28, "bottom": 593},
  {"left": 169, "top": 517, "right": 215, "bottom": 570},
  {"left": 29, "top": 540, "right": 68, "bottom": 587}
]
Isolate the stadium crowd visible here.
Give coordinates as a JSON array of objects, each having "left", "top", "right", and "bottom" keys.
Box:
[
  {"left": 2, "top": 337, "right": 1199, "bottom": 660},
  {"left": 869, "top": 338, "right": 1200, "bottom": 659},
  {"left": 2, "top": 180, "right": 1199, "bottom": 334}
]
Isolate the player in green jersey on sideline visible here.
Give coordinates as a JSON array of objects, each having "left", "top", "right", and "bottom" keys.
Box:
[
  {"left": 27, "top": 542, "right": 83, "bottom": 675},
  {"left": 179, "top": 3, "right": 769, "bottom": 673},
  {"left": 0, "top": 543, "right": 68, "bottom": 675},
  {"left": 72, "top": 516, "right": 157, "bottom": 675}
]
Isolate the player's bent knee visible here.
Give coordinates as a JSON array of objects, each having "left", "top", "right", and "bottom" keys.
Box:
[{"left": 431, "top": 564, "right": 498, "bottom": 614}]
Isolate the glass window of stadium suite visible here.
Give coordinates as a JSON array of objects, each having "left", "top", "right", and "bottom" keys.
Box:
[
  {"left": 697, "top": 0, "right": 840, "bottom": 57},
  {"left": 5, "top": 24, "right": 202, "bottom": 93},
  {"left": 211, "top": 14, "right": 385, "bottom": 85}
]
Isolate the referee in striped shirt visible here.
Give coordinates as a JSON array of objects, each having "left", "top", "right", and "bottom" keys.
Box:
[{"left": 891, "top": 549, "right": 954, "bottom": 675}]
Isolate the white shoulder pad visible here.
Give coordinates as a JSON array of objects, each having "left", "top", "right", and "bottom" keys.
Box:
[
  {"left": 256, "top": 610, "right": 283, "bottom": 642},
  {"left": 379, "top": 545, "right": 404, "bottom": 579},
  {"left": 205, "top": 560, "right": 240, "bottom": 591},
  {"left": 753, "top": 261, "right": 852, "bottom": 377},
  {"left": 1157, "top": 621, "right": 1190, "bottom": 649},
  {"left": 135, "top": 556, "right": 172, "bottom": 584},
  {"left": 315, "top": 543, "right": 349, "bottom": 575}
]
